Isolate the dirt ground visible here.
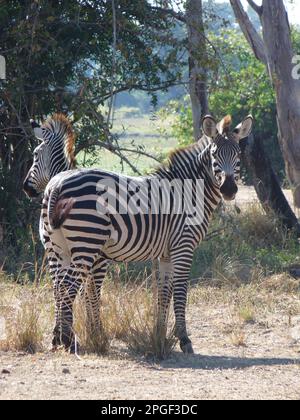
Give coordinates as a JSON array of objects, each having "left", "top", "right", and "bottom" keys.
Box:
[
  {"left": 233, "top": 185, "right": 295, "bottom": 211},
  {"left": 1, "top": 301, "right": 300, "bottom": 400}
]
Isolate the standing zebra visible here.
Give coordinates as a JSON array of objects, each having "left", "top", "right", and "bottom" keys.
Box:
[{"left": 24, "top": 113, "right": 253, "bottom": 354}]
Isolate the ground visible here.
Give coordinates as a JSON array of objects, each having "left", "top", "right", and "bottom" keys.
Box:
[{"left": 1, "top": 287, "right": 300, "bottom": 400}]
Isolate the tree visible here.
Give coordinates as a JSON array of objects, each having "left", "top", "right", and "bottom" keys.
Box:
[
  {"left": 186, "top": 0, "right": 209, "bottom": 140},
  {"left": 160, "top": 28, "right": 281, "bottom": 178},
  {"left": 149, "top": 0, "right": 209, "bottom": 140},
  {"left": 0, "top": 0, "right": 185, "bottom": 272},
  {"left": 230, "top": 0, "right": 300, "bottom": 208},
  {"left": 159, "top": 24, "right": 300, "bottom": 233}
]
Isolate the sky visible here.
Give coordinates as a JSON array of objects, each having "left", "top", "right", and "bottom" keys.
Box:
[{"left": 216, "top": 0, "right": 300, "bottom": 25}]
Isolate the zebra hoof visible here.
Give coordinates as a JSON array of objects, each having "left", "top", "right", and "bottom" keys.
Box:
[
  {"left": 69, "top": 342, "right": 76, "bottom": 354},
  {"left": 180, "top": 338, "right": 194, "bottom": 354},
  {"left": 52, "top": 333, "right": 62, "bottom": 349}
]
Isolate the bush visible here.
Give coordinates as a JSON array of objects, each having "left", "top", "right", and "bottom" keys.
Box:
[{"left": 191, "top": 204, "right": 300, "bottom": 282}]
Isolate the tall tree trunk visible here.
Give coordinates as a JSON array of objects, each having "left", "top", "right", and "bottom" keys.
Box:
[
  {"left": 260, "top": 0, "right": 300, "bottom": 208},
  {"left": 230, "top": 0, "right": 300, "bottom": 208},
  {"left": 186, "top": 0, "right": 209, "bottom": 141}
]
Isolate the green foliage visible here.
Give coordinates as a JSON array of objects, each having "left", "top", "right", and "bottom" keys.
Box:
[
  {"left": 159, "top": 29, "right": 288, "bottom": 183},
  {"left": 191, "top": 205, "right": 300, "bottom": 281},
  {"left": 209, "top": 29, "right": 283, "bottom": 183},
  {"left": 0, "top": 1, "right": 185, "bottom": 272},
  {"left": 159, "top": 100, "right": 194, "bottom": 147}
]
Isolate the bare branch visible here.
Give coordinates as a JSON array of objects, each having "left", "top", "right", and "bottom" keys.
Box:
[
  {"left": 230, "top": 0, "right": 267, "bottom": 65},
  {"left": 76, "top": 138, "right": 143, "bottom": 175},
  {"left": 107, "top": 0, "right": 117, "bottom": 128},
  {"left": 99, "top": 79, "right": 185, "bottom": 102},
  {"left": 74, "top": 98, "right": 161, "bottom": 175},
  {"left": 246, "top": 0, "right": 263, "bottom": 15},
  {"left": 114, "top": 145, "right": 161, "bottom": 163}
]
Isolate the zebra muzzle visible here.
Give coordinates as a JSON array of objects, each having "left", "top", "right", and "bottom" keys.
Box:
[
  {"left": 23, "top": 179, "right": 40, "bottom": 198},
  {"left": 220, "top": 176, "right": 238, "bottom": 201}
]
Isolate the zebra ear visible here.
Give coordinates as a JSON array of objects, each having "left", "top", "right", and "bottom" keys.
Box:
[
  {"left": 30, "top": 119, "right": 40, "bottom": 129},
  {"left": 30, "top": 119, "right": 44, "bottom": 142},
  {"left": 202, "top": 115, "right": 217, "bottom": 139},
  {"left": 233, "top": 115, "right": 253, "bottom": 142}
]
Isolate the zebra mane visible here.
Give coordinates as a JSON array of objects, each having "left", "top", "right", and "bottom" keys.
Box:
[
  {"left": 218, "top": 115, "right": 232, "bottom": 134},
  {"left": 155, "top": 135, "right": 212, "bottom": 177},
  {"left": 44, "top": 113, "right": 76, "bottom": 167}
]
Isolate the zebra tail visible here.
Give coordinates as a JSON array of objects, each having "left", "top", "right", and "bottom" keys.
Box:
[{"left": 48, "top": 187, "right": 75, "bottom": 230}]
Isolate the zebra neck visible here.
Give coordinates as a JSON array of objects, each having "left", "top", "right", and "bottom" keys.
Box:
[
  {"left": 199, "top": 145, "right": 223, "bottom": 214},
  {"left": 49, "top": 154, "right": 76, "bottom": 180}
]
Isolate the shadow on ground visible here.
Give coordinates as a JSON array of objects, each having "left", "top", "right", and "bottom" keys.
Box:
[{"left": 156, "top": 353, "right": 300, "bottom": 371}]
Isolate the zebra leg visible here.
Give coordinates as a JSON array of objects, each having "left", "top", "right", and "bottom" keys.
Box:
[
  {"left": 171, "top": 247, "right": 194, "bottom": 354},
  {"left": 157, "top": 257, "right": 173, "bottom": 329},
  {"left": 47, "top": 252, "right": 66, "bottom": 348},
  {"left": 84, "top": 258, "right": 108, "bottom": 335},
  {"left": 52, "top": 271, "right": 63, "bottom": 349},
  {"left": 52, "top": 262, "right": 88, "bottom": 352}
]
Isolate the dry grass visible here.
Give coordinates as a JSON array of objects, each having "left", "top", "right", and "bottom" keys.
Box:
[
  {"left": 230, "top": 328, "right": 247, "bottom": 347},
  {"left": 0, "top": 280, "right": 53, "bottom": 353},
  {"left": 101, "top": 277, "right": 177, "bottom": 360},
  {"left": 0, "top": 271, "right": 177, "bottom": 359},
  {"left": 233, "top": 203, "right": 292, "bottom": 247},
  {"left": 261, "top": 274, "right": 300, "bottom": 293},
  {"left": 209, "top": 254, "right": 264, "bottom": 287},
  {"left": 74, "top": 297, "right": 111, "bottom": 356},
  {"left": 118, "top": 283, "right": 177, "bottom": 360},
  {"left": 1, "top": 237, "right": 300, "bottom": 360},
  {"left": 237, "top": 305, "right": 256, "bottom": 324}
]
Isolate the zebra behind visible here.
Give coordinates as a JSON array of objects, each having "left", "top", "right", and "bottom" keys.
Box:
[{"left": 24, "top": 113, "right": 253, "bottom": 354}]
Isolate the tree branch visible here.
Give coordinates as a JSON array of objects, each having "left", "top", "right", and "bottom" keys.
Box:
[
  {"left": 99, "top": 79, "right": 186, "bottom": 102},
  {"left": 246, "top": 0, "right": 263, "bottom": 16},
  {"left": 230, "top": 0, "right": 267, "bottom": 65},
  {"left": 76, "top": 138, "right": 143, "bottom": 175},
  {"left": 107, "top": 0, "right": 117, "bottom": 127},
  {"left": 150, "top": 6, "right": 186, "bottom": 23}
]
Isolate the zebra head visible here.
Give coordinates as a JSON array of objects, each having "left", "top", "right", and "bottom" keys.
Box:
[
  {"left": 23, "top": 114, "right": 76, "bottom": 198},
  {"left": 202, "top": 114, "right": 253, "bottom": 201}
]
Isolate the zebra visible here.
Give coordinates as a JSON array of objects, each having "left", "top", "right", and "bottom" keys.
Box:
[
  {"left": 23, "top": 114, "right": 76, "bottom": 197},
  {"left": 24, "top": 113, "right": 253, "bottom": 354}
]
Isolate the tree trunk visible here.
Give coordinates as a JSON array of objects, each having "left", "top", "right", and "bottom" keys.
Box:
[
  {"left": 186, "top": 0, "right": 209, "bottom": 141},
  {"left": 241, "top": 134, "right": 300, "bottom": 235},
  {"left": 260, "top": 0, "right": 300, "bottom": 207},
  {"left": 230, "top": 0, "right": 300, "bottom": 207}
]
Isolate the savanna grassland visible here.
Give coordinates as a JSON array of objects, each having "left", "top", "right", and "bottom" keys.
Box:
[{"left": 1, "top": 111, "right": 300, "bottom": 400}]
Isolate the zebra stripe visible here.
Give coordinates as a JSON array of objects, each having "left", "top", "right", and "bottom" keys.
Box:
[{"left": 24, "top": 113, "right": 253, "bottom": 354}]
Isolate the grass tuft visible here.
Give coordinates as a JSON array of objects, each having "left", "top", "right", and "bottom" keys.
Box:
[
  {"left": 237, "top": 305, "right": 256, "bottom": 324},
  {"left": 0, "top": 282, "right": 52, "bottom": 353},
  {"left": 230, "top": 329, "right": 247, "bottom": 347},
  {"left": 104, "top": 277, "right": 177, "bottom": 360}
]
